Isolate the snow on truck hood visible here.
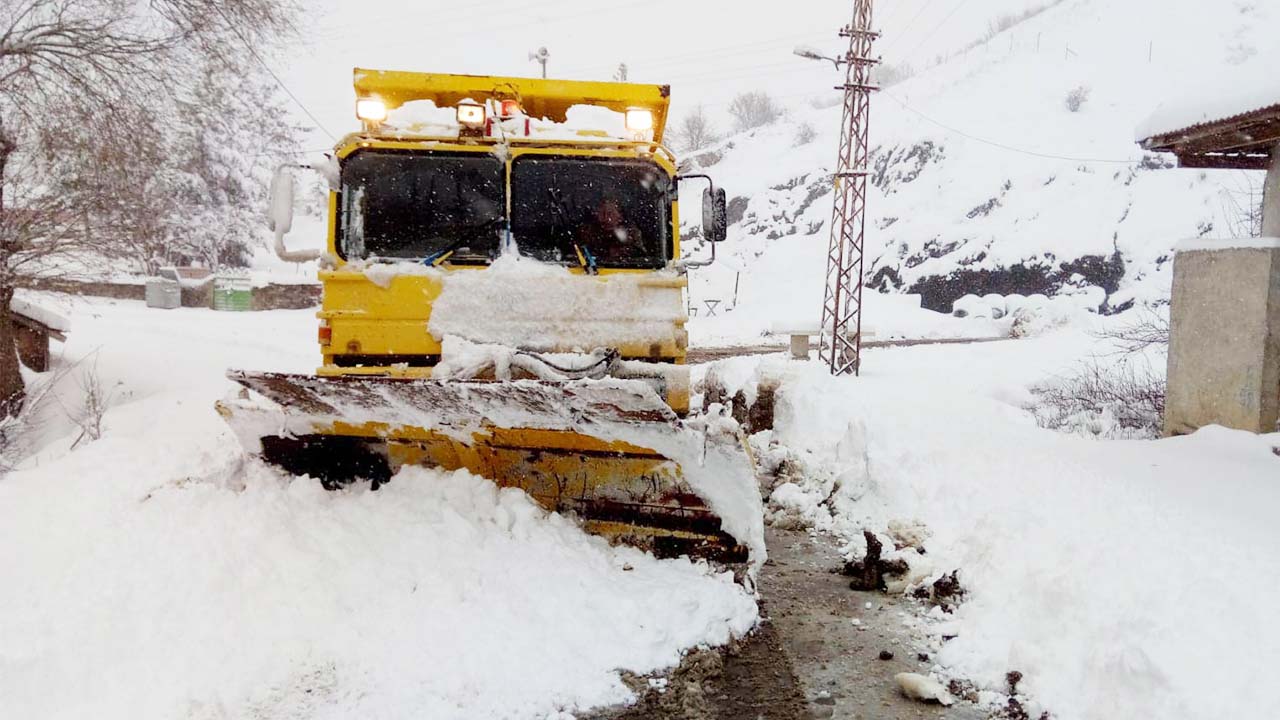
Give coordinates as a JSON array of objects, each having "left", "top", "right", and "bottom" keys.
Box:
[{"left": 426, "top": 253, "right": 685, "bottom": 352}]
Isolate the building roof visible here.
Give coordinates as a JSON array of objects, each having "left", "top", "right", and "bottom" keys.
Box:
[{"left": 1136, "top": 83, "right": 1280, "bottom": 170}]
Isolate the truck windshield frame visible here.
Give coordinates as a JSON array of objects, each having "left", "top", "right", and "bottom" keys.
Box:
[
  {"left": 336, "top": 150, "right": 673, "bottom": 269},
  {"left": 339, "top": 150, "right": 505, "bottom": 264},
  {"left": 509, "top": 156, "right": 671, "bottom": 270}
]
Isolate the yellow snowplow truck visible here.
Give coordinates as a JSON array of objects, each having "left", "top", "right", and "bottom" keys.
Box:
[{"left": 218, "top": 69, "right": 754, "bottom": 561}]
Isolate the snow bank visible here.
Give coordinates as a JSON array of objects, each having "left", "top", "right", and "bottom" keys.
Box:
[
  {"left": 0, "top": 298, "right": 758, "bottom": 719},
  {"left": 0, "top": 404, "right": 756, "bottom": 719},
  {"left": 429, "top": 253, "right": 684, "bottom": 351},
  {"left": 712, "top": 331, "right": 1280, "bottom": 720}
]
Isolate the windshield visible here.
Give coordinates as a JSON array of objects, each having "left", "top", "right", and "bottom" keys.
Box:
[
  {"left": 340, "top": 150, "right": 504, "bottom": 263},
  {"left": 510, "top": 157, "right": 670, "bottom": 270}
]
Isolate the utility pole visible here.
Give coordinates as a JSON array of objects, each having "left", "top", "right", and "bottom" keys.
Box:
[
  {"left": 529, "top": 47, "right": 550, "bottom": 78},
  {"left": 819, "top": 0, "right": 877, "bottom": 376}
]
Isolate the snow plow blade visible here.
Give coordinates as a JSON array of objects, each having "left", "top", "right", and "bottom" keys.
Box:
[{"left": 217, "top": 371, "right": 750, "bottom": 562}]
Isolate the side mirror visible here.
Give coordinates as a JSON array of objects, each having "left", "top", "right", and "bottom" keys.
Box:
[
  {"left": 268, "top": 163, "right": 322, "bottom": 263},
  {"left": 268, "top": 166, "right": 295, "bottom": 234},
  {"left": 702, "top": 186, "right": 728, "bottom": 243},
  {"left": 674, "top": 173, "right": 728, "bottom": 268}
]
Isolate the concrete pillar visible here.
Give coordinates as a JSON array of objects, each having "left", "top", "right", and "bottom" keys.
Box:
[
  {"left": 789, "top": 333, "right": 810, "bottom": 360},
  {"left": 1264, "top": 147, "right": 1280, "bottom": 238},
  {"left": 1165, "top": 241, "right": 1280, "bottom": 435}
]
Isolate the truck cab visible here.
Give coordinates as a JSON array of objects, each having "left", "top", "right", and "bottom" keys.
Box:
[{"left": 269, "top": 69, "right": 728, "bottom": 415}]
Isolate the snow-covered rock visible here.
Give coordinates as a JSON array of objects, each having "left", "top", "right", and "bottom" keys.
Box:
[{"left": 895, "top": 673, "right": 955, "bottom": 706}]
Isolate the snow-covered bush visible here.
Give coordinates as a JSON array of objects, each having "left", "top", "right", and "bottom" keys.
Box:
[
  {"left": 1065, "top": 85, "right": 1091, "bottom": 112},
  {"left": 69, "top": 362, "right": 116, "bottom": 448},
  {"left": 1030, "top": 311, "right": 1170, "bottom": 438},
  {"left": 1030, "top": 358, "right": 1165, "bottom": 438},
  {"left": 792, "top": 122, "right": 817, "bottom": 147},
  {"left": 727, "top": 91, "right": 784, "bottom": 131},
  {"left": 872, "top": 62, "right": 915, "bottom": 88}
]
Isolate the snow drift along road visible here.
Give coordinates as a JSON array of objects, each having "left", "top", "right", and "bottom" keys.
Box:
[
  {"left": 0, "top": 299, "right": 758, "bottom": 720},
  {"left": 714, "top": 335, "right": 1280, "bottom": 720}
]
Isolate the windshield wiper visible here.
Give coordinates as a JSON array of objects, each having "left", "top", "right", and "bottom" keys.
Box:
[
  {"left": 574, "top": 243, "right": 599, "bottom": 275},
  {"left": 420, "top": 238, "right": 466, "bottom": 267},
  {"left": 420, "top": 217, "right": 505, "bottom": 266}
]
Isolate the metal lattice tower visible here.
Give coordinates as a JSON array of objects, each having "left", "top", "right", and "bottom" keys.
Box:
[{"left": 819, "top": 0, "right": 878, "bottom": 376}]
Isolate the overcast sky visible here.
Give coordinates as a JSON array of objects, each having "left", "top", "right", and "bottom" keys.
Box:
[{"left": 276, "top": 0, "right": 1049, "bottom": 147}]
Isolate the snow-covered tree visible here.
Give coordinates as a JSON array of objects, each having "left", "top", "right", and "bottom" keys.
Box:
[
  {"left": 166, "top": 58, "right": 302, "bottom": 271},
  {"left": 0, "top": 0, "right": 299, "bottom": 416},
  {"left": 670, "top": 106, "right": 721, "bottom": 153},
  {"left": 727, "top": 92, "right": 783, "bottom": 132}
]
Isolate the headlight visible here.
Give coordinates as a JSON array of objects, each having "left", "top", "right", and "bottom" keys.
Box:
[
  {"left": 625, "top": 108, "right": 654, "bottom": 132},
  {"left": 355, "top": 98, "right": 387, "bottom": 122},
  {"left": 457, "top": 101, "right": 487, "bottom": 127}
]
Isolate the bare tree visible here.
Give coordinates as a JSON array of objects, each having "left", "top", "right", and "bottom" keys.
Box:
[
  {"left": 670, "top": 105, "right": 721, "bottom": 152},
  {"left": 68, "top": 360, "right": 114, "bottom": 448},
  {"left": 1222, "top": 172, "right": 1264, "bottom": 238},
  {"left": 0, "top": 0, "right": 298, "bottom": 415},
  {"left": 1031, "top": 310, "right": 1170, "bottom": 438},
  {"left": 1096, "top": 311, "right": 1169, "bottom": 356},
  {"left": 727, "top": 92, "right": 784, "bottom": 132}
]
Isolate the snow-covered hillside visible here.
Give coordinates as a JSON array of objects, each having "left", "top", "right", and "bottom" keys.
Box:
[{"left": 686, "top": 0, "right": 1275, "bottom": 339}]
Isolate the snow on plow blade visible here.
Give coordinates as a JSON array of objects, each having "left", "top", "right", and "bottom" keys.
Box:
[{"left": 217, "top": 371, "right": 752, "bottom": 562}]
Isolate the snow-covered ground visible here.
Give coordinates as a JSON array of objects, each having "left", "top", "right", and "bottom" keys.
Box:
[
  {"left": 706, "top": 322, "right": 1280, "bottom": 720},
  {"left": 4, "top": 292, "right": 1277, "bottom": 719},
  {"left": 0, "top": 298, "right": 756, "bottom": 719}
]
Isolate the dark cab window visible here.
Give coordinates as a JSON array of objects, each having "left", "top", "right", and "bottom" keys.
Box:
[
  {"left": 509, "top": 156, "right": 670, "bottom": 269},
  {"left": 340, "top": 150, "right": 504, "bottom": 263}
]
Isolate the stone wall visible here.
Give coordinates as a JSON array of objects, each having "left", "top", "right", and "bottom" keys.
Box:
[
  {"left": 251, "top": 283, "right": 322, "bottom": 310},
  {"left": 19, "top": 277, "right": 320, "bottom": 311},
  {"left": 21, "top": 277, "right": 145, "bottom": 301}
]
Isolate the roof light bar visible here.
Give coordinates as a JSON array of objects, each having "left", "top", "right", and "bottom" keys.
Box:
[
  {"left": 625, "top": 107, "right": 654, "bottom": 132},
  {"left": 457, "top": 100, "right": 486, "bottom": 127},
  {"left": 355, "top": 98, "right": 387, "bottom": 122}
]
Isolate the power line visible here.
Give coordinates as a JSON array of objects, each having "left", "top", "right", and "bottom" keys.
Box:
[
  {"left": 372, "top": 0, "right": 651, "bottom": 54},
  {"left": 559, "top": 31, "right": 831, "bottom": 78},
  {"left": 650, "top": 59, "right": 816, "bottom": 86},
  {"left": 880, "top": 0, "right": 937, "bottom": 56},
  {"left": 304, "top": 0, "right": 591, "bottom": 46},
  {"left": 879, "top": 90, "right": 1140, "bottom": 163},
  {"left": 210, "top": 4, "right": 337, "bottom": 141},
  {"left": 897, "top": 0, "right": 973, "bottom": 63},
  {"left": 877, "top": 0, "right": 913, "bottom": 30}
]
